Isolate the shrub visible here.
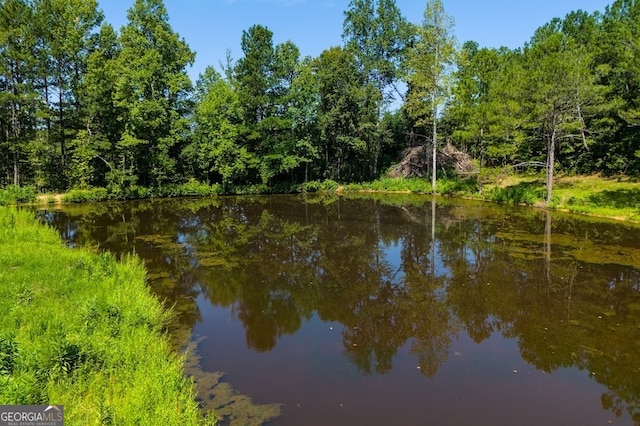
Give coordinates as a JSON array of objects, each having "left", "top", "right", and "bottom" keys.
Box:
[
  {"left": 297, "top": 180, "right": 340, "bottom": 193},
  {"left": 62, "top": 188, "right": 109, "bottom": 203},
  {"left": 296, "top": 181, "right": 322, "bottom": 193},
  {"left": 320, "top": 179, "right": 340, "bottom": 191},
  {"left": 172, "top": 180, "right": 220, "bottom": 197},
  {"left": 0, "top": 185, "right": 37, "bottom": 205}
]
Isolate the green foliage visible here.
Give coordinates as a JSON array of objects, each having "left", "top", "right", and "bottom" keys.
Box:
[
  {"left": 230, "top": 25, "right": 310, "bottom": 185},
  {"left": 448, "top": 42, "right": 504, "bottom": 161},
  {"left": 488, "top": 183, "right": 544, "bottom": 205},
  {"left": 165, "top": 180, "right": 221, "bottom": 197},
  {"left": 403, "top": 0, "right": 456, "bottom": 190},
  {"left": 320, "top": 179, "right": 340, "bottom": 192},
  {"left": 188, "top": 72, "right": 257, "bottom": 185},
  {"left": 337, "top": 176, "right": 480, "bottom": 195},
  {"left": 314, "top": 46, "right": 371, "bottom": 181},
  {"left": 404, "top": 0, "right": 456, "bottom": 129},
  {"left": 296, "top": 179, "right": 340, "bottom": 193},
  {"left": 67, "top": 131, "right": 111, "bottom": 189},
  {"left": 115, "top": 0, "right": 195, "bottom": 187},
  {"left": 342, "top": 0, "right": 412, "bottom": 178},
  {"left": 0, "top": 207, "right": 213, "bottom": 424},
  {"left": 61, "top": 181, "right": 221, "bottom": 203},
  {"left": 343, "top": 0, "right": 411, "bottom": 90},
  {"left": 341, "top": 177, "right": 429, "bottom": 193},
  {"left": 62, "top": 188, "right": 109, "bottom": 203},
  {"left": 1, "top": 0, "right": 639, "bottom": 200},
  {"left": 0, "top": 185, "right": 37, "bottom": 205},
  {"left": 0, "top": 334, "right": 17, "bottom": 375},
  {"left": 436, "top": 177, "right": 479, "bottom": 196},
  {"left": 522, "top": 26, "right": 607, "bottom": 203}
]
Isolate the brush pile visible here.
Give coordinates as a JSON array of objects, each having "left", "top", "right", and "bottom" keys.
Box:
[{"left": 387, "top": 141, "right": 477, "bottom": 178}]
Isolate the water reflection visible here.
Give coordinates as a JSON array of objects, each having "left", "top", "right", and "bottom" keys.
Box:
[{"left": 37, "top": 195, "right": 640, "bottom": 424}]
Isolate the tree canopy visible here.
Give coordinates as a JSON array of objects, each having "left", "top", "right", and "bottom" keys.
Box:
[{"left": 1, "top": 0, "right": 638, "bottom": 194}]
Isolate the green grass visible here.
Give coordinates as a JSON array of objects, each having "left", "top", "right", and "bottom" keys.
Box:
[
  {"left": 327, "top": 172, "right": 640, "bottom": 222},
  {"left": 0, "top": 207, "right": 213, "bottom": 425},
  {"left": 487, "top": 182, "right": 544, "bottom": 205},
  {"left": 551, "top": 176, "right": 640, "bottom": 221},
  {"left": 340, "top": 177, "right": 434, "bottom": 193}
]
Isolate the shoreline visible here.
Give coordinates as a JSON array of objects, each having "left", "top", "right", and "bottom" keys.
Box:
[
  {"left": 0, "top": 206, "right": 214, "bottom": 425},
  {"left": 25, "top": 174, "right": 639, "bottom": 224}
]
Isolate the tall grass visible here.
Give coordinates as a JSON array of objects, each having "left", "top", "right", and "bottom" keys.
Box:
[
  {"left": 0, "top": 207, "right": 213, "bottom": 425},
  {"left": 340, "top": 177, "right": 434, "bottom": 193},
  {"left": 487, "top": 184, "right": 544, "bottom": 205}
]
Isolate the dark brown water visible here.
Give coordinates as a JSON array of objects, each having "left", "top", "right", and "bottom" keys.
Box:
[{"left": 37, "top": 195, "right": 640, "bottom": 425}]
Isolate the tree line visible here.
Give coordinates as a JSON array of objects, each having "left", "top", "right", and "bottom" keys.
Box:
[{"left": 1, "top": 0, "right": 638, "bottom": 194}]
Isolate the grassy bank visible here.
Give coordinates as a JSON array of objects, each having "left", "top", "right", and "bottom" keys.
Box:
[
  {"left": 0, "top": 207, "right": 213, "bottom": 425},
  {"left": 549, "top": 175, "right": 640, "bottom": 221},
  {"left": 338, "top": 174, "right": 640, "bottom": 223}
]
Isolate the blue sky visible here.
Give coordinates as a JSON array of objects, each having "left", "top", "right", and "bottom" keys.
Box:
[{"left": 99, "top": 0, "right": 613, "bottom": 81}]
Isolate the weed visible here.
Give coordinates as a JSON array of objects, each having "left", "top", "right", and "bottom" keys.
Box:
[{"left": 488, "top": 184, "right": 543, "bottom": 205}]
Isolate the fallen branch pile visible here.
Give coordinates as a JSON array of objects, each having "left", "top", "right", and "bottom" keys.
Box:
[{"left": 387, "top": 141, "right": 477, "bottom": 178}]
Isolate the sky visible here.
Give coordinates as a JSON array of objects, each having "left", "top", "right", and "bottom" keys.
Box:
[{"left": 99, "top": 0, "right": 613, "bottom": 81}]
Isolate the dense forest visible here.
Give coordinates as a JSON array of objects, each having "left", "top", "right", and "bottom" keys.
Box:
[{"left": 1, "top": 0, "right": 638, "bottom": 194}]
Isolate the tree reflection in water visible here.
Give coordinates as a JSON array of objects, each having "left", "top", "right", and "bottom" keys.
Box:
[{"left": 39, "top": 195, "right": 640, "bottom": 423}]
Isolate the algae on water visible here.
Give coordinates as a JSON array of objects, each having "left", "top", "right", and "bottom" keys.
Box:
[{"left": 183, "top": 337, "right": 282, "bottom": 426}]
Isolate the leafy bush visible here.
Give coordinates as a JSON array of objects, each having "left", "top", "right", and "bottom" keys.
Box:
[
  {"left": 62, "top": 187, "right": 109, "bottom": 203},
  {"left": 0, "top": 185, "right": 37, "bottom": 205},
  {"left": 296, "top": 181, "right": 322, "bottom": 193},
  {"left": 319, "top": 179, "right": 340, "bottom": 191},
  {"left": 155, "top": 180, "right": 220, "bottom": 198},
  {"left": 174, "top": 180, "right": 221, "bottom": 197}
]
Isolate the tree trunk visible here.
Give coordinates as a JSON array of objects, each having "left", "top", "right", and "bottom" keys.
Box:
[
  {"left": 431, "top": 46, "right": 438, "bottom": 191},
  {"left": 9, "top": 62, "right": 20, "bottom": 186},
  {"left": 44, "top": 75, "right": 51, "bottom": 136},
  {"left": 478, "top": 126, "right": 484, "bottom": 193},
  {"left": 432, "top": 107, "right": 437, "bottom": 191},
  {"left": 11, "top": 98, "right": 19, "bottom": 186},
  {"left": 58, "top": 75, "right": 66, "bottom": 170},
  {"left": 546, "top": 118, "right": 557, "bottom": 205}
]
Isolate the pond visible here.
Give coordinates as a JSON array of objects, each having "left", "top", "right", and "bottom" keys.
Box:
[{"left": 37, "top": 194, "right": 640, "bottom": 425}]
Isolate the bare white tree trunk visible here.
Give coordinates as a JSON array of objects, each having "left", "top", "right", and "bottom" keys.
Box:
[
  {"left": 431, "top": 46, "right": 438, "bottom": 191},
  {"left": 546, "top": 115, "right": 557, "bottom": 205}
]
